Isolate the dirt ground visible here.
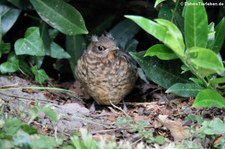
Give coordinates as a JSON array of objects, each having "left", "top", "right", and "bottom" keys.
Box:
[{"left": 1, "top": 75, "right": 224, "bottom": 147}]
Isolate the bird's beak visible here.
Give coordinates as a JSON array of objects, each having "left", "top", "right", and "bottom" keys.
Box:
[{"left": 107, "top": 47, "right": 119, "bottom": 51}]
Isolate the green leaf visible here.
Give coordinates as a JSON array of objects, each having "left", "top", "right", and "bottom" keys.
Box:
[
  {"left": 42, "top": 106, "right": 58, "bottom": 121},
  {"left": 48, "top": 42, "right": 71, "bottom": 59},
  {"left": 184, "top": 0, "right": 208, "bottom": 48},
  {"left": 0, "top": 42, "right": 10, "bottom": 57},
  {"left": 209, "top": 76, "right": 225, "bottom": 85},
  {"left": 154, "top": 0, "right": 167, "bottom": 8},
  {"left": 193, "top": 89, "right": 225, "bottom": 108},
  {"left": 144, "top": 44, "right": 178, "bottom": 60},
  {"left": 21, "top": 124, "right": 37, "bottom": 135},
  {"left": 31, "top": 65, "right": 48, "bottom": 83},
  {"left": 201, "top": 118, "right": 225, "bottom": 135},
  {"left": 125, "top": 15, "right": 167, "bottom": 46},
  {"left": 124, "top": 39, "right": 138, "bottom": 52},
  {"left": 3, "top": 118, "right": 22, "bottom": 136},
  {"left": 7, "top": 0, "right": 31, "bottom": 9},
  {"left": 19, "top": 58, "right": 33, "bottom": 77},
  {"left": 66, "top": 35, "right": 86, "bottom": 79},
  {"left": 125, "top": 15, "right": 185, "bottom": 57},
  {"left": 187, "top": 47, "right": 224, "bottom": 75},
  {"left": 130, "top": 51, "right": 191, "bottom": 89},
  {"left": 13, "top": 130, "right": 31, "bottom": 147},
  {"left": 166, "top": 83, "right": 204, "bottom": 97},
  {"left": 154, "top": 135, "right": 165, "bottom": 145},
  {"left": 30, "top": 134, "right": 62, "bottom": 148},
  {"left": 207, "top": 22, "right": 215, "bottom": 49},
  {"left": 0, "top": 5, "right": 21, "bottom": 35},
  {"left": 30, "top": 0, "right": 88, "bottom": 35},
  {"left": 0, "top": 52, "right": 19, "bottom": 73},
  {"left": 39, "top": 22, "right": 51, "bottom": 52},
  {"left": 14, "top": 27, "right": 45, "bottom": 56},
  {"left": 212, "top": 17, "right": 225, "bottom": 53},
  {"left": 110, "top": 19, "right": 140, "bottom": 49},
  {"left": 155, "top": 18, "right": 185, "bottom": 57}
]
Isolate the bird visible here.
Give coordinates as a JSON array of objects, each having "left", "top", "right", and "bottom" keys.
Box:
[{"left": 75, "top": 34, "right": 137, "bottom": 105}]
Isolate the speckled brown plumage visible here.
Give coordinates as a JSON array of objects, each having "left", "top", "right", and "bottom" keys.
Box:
[{"left": 75, "top": 34, "right": 137, "bottom": 105}]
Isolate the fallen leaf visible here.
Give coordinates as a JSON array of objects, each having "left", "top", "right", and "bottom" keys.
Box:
[{"left": 158, "top": 115, "right": 189, "bottom": 141}]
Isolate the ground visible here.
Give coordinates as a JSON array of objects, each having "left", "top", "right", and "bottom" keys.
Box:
[{"left": 1, "top": 75, "right": 224, "bottom": 148}]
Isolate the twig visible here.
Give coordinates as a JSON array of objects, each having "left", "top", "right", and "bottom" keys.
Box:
[{"left": 109, "top": 100, "right": 130, "bottom": 118}]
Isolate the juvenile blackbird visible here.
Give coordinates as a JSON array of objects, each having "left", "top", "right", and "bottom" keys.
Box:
[{"left": 75, "top": 34, "right": 137, "bottom": 105}]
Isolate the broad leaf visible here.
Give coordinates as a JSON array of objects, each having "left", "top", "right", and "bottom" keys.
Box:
[
  {"left": 0, "top": 5, "right": 21, "bottom": 35},
  {"left": 193, "top": 89, "right": 225, "bottom": 108},
  {"left": 0, "top": 52, "right": 19, "bottom": 73},
  {"left": 144, "top": 44, "right": 177, "bottom": 60},
  {"left": 66, "top": 35, "right": 86, "bottom": 79},
  {"left": 48, "top": 42, "right": 71, "bottom": 59},
  {"left": 125, "top": 15, "right": 185, "bottom": 57},
  {"left": 207, "top": 22, "right": 215, "bottom": 49},
  {"left": 212, "top": 17, "right": 225, "bottom": 53},
  {"left": 31, "top": 65, "right": 48, "bottom": 83},
  {"left": 110, "top": 19, "right": 140, "bottom": 49},
  {"left": 125, "top": 15, "right": 167, "bottom": 46},
  {"left": 184, "top": 0, "right": 208, "bottom": 48},
  {"left": 155, "top": 19, "right": 185, "bottom": 57},
  {"left": 30, "top": 0, "right": 88, "bottom": 35},
  {"left": 158, "top": 0, "right": 184, "bottom": 33},
  {"left": 14, "top": 27, "right": 45, "bottom": 56},
  {"left": 187, "top": 47, "right": 224, "bottom": 75},
  {"left": 209, "top": 76, "right": 225, "bottom": 85},
  {"left": 166, "top": 83, "right": 204, "bottom": 97},
  {"left": 130, "top": 51, "right": 191, "bottom": 89},
  {"left": 124, "top": 39, "right": 138, "bottom": 52},
  {"left": 154, "top": 0, "right": 167, "bottom": 8}
]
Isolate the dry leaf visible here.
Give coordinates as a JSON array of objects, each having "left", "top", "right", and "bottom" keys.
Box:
[{"left": 158, "top": 115, "right": 189, "bottom": 141}]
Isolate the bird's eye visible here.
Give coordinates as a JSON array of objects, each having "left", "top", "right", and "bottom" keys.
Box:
[{"left": 97, "top": 46, "right": 105, "bottom": 51}]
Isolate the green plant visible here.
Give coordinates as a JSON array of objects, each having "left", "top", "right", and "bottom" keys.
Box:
[
  {"left": 126, "top": 0, "right": 225, "bottom": 108},
  {"left": 185, "top": 115, "right": 225, "bottom": 148},
  {"left": 0, "top": 0, "right": 88, "bottom": 83}
]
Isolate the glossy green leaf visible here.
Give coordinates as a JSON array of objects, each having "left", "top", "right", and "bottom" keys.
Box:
[
  {"left": 207, "top": 22, "right": 215, "bottom": 49},
  {"left": 166, "top": 83, "right": 204, "bottom": 97},
  {"left": 155, "top": 19, "right": 185, "bottom": 57},
  {"left": 209, "top": 76, "right": 225, "bottom": 85},
  {"left": 144, "top": 44, "right": 177, "bottom": 60},
  {"left": 130, "top": 51, "right": 191, "bottom": 89},
  {"left": 0, "top": 5, "right": 21, "bottom": 35},
  {"left": 110, "top": 19, "right": 140, "bottom": 49},
  {"left": 39, "top": 22, "right": 51, "bottom": 52},
  {"left": 187, "top": 47, "right": 224, "bottom": 75},
  {"left": 66, "top": 35, "right": 86, "bottom": 79},
  {"left": 158, "top": 1, "right": 184, "bottom": 33},
  {"left": 31, "top": 65, "right": 48, "bottom": 83},
  {"left": 0, "top": 52, "right": 19, "bottom": 73},
  {"left": 30, "top": 0, "right": 88, "bottom": 35},
  {"left": 189, "top": 77, "right": 204, "bottom": 86},
  {"left": 125, "top": 15, "right": 167, "bottom": 45},
  {"left": 154, "top": 0, "right": 166, "bottom": 8},
  {"left": 212, "top": 17, "right": 225, "bottom": 53},
  {"left": 14, "top": 27, "right": 45, "bottom": 56},
  {"left": 125, "top": 15, "right": 185, "bottom": 57},
  {"left": 48, "top": 42, "right": 71, "bottom": 59},
  {"left": 193, "top": 89, "right": 225, "bottom": 108},
  {"left": 184, "top": 0, "right": 208, "bottom": 48}
]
